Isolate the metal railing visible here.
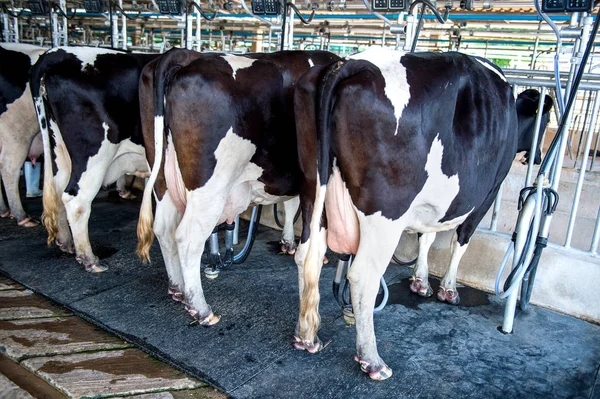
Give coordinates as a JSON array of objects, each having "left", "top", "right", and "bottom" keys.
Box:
[{"left": 483, "top": 71, "right": 600, "bottom": 257}]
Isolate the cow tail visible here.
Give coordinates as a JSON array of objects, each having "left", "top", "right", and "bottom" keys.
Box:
[
  {"left": 137, "top": 49, "right": 186, "bottom": 263},
  {"left": 38, "top": 95, "right": 59, "bottom": 246},
  {"left": 299, "top": 60, "right": 350, "bottom": 344},
  {"left": 30, "top": 56, "right": 59, "bottom": 246}
]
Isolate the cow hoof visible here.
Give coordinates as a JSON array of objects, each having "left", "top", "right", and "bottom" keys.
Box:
[
  {"left": 118, "top": 190, "right": 137, "bottom": 200},
  {"left": 292, "top": 336, "right": 323, "bottom": 353},
  {"left": 168, "top": 286, "right": 185, "bottom": 303},
  {"left": 56, "top": 241, "right": 75, "bottom": 254},
  {"left": 17, "top": 217, "right": 39, "bottom": 228},
  {"left": 279, "top": 239, "right": 296, "bottom": 255},
  {"left": 186, "top": 307, "right": 221, "bottom": 326},
  {"left": 84, "top": 263, "right": 109, "bottom": 273},
  {"left": 437, "top": 287, "right": 460, "bottom": 305},
  {"left": 409, "top": 277, "right": 433, "bottom": 297},
  {"left": 353, "top": 355, "right": 392, "bottom": 381}
]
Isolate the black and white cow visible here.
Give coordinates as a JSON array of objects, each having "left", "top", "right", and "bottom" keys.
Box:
[
  {"left": 293, "top": 47, "right": 519, "bottom": 380},
  {"left": 137, "top": 49, "right": 340, "bottom": 325},
  {"left": 516, "top": 88, "right": 553, "bottom": 165},
  {"left": 0, "top": 43, "right": 47, "bottom": 227},
  {"left": 30, "top": 47, "right": 158, "bottom": 272}
]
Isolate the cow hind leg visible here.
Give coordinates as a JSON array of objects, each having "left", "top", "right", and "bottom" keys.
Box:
[
  {"left": 409, "top": 232, "right": 436, "bottom": 297},
  {"left": 0, "top": 139, "right": 36, "bottom": 226},
  {"left": 62, "top": 191, "right": 104, "bottom": 272},
  {"left": 116, "top": 175, "right": 135, "bottom": 200},
  {"left": 175, "top": 189, "right": 223, "bottom": 326},
  {"left": 437, "top": 231, "right": 468, "bottom": 305},
  {"left": 0, "top": 175, "right": 8, "bottom": 217},
  {"left": 348, "top": 213, "right": 402, "bottom": 381},
  {"left": 154, "top": 191, "right": 184, "bottom": 303},
  {"left": 293, "top": 198, "right": 327, "bottom": 353},
  {"left": 280, "top": 196, "right": 299, "bottom": 255}
]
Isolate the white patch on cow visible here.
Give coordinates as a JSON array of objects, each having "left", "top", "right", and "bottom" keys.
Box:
[
  {"left": 164, "top": 133, "right": 187, "bottom": 215},
  {"left": 46, "top": 47, "right": 121, "bottom": 70},
  {"left": 400, "top": 134, "right": 473, "bottom": 232},
  {"left": 49, "top": 119, "right": 72, "bottom": 187},
  {"left": 476, "top": 59, "right": 507, "bottom": 82},
  {"left": 0, "top": 83, "right": 37, "bottom": 134},
  {"left": 351, "top": 47, "right": 410, "bottom": 136},
  {"left": 103, "top": 139, "right": 148, "bottom": 185},
  {"left": 221, "top": 55, "right": 257, "bottom": 80},
  {"left": 185, "top": 127, "right": 260, "bottom": 214},
  {"left": 308, "top": 58, "right": 314, "bottom": 68},
  {"left": 281, "top": 196, "right": 300, "bottom": 243},
  {"left": 146, "top": 115, "right": 165, "bottom": 205},
  {"left": 440, "top": 239, "right": 468, "bottom": 290}
]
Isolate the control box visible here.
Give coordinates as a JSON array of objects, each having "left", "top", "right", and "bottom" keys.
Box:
[
  {"left": 371, "top": 0, "right": 407, "bottom": 12},
  {"left": 82, "top": 0, "right": 105, "bottom": 13},
  {"left": 251, "top": 0, "right": 282, "bottom": 15},
  {"left": 157, "top": 0, "right": 185, "bottom": 15},
  {"left": 542, "top": 0, "right": 593, "bottom": 12},
  {"left": 27, "top": 0, "right": 49, "bottom": 14}
]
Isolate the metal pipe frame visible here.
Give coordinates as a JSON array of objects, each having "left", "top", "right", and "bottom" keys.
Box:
[
  {"left": 564, "top": 92, "right": 600, "bottom": 248},
  {"left": 525, "top": 86, "right": 548, "bottom": 187},
  {"left": 503, "top": 69, "right": 600, "bottom": 81}
]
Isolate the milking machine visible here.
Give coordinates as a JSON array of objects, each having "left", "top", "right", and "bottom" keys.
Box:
[
  {"left": 203, "top": 205, "right": 263, "bottom": 278},
  {"left": 272, "top": 202, "right": 300, "bottom": 229},
  {"left": 497, "top": 0, "right": 599, "bottom": 334}
]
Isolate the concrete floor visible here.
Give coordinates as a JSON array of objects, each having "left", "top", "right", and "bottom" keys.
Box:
[{"left": 0, "top": 188, "right": 598, "bottom": 399}]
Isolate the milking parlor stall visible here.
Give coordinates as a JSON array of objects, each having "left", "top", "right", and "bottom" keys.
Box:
[{"left": 1, "top": 0, "right": 600, "bottom": 397}]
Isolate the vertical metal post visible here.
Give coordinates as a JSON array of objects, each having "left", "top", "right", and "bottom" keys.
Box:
[
  {"left": 13, "top": 8, "right": 20, "bottom": 42},
  {"left": 395, "top": 12, "right": 403, "bottom": 50},
  {"left": 590, "top": 205, "right": 600, "bottom": 254},
  {"left": 564, "top": 14, "right": 584, "bottom": 105},
  {"left": 284, "top": 0, "right": 294, "bottom": 50},
  {"left": 195, "top": 0, "right": 201, "bottom": 51},
  {"left": 51, "top": 7, "right": 60, "bottom": 47},
  {"left": 530, "top": 20, "right": 542, "bottom": 69},
  {"left": 564, "top": 92, "right": 600, "bottom": 248},
  {"left": 119, "top": 0, "right": 126, "bottom": 49},
  {"left": 186, "top": 7, "right": 193, "bottom": 49},
  {"left": 60, "top": 0, "right": 67, "bottom": 45},
  {"left": 109, "top": 1, "right": 117, "bottom": 48},
  {"left": 525, "top": 86, "right": 548, "bottom": 186},
  {"left": 490, "top": 182, "right": 504, "bottom": 232},
  {"left": 267, "top": 30, "right": 272, "bottom": 52},
  {"left": 403, "top": 13, "right": 415, "bottom": 51},
  {"left": 2, "top": 14, "right": 9, "bottom": 42},
  {"left": 590, "top": 117, "right": 600, "bottom": 171},
  {"left": 233, "top": 215, "right": 240, "bottom": 245}
]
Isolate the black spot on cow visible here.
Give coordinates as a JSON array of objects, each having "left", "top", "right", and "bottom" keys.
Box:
[{"left": 0, "top": 46, "right": 31, "bottom": 115}]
